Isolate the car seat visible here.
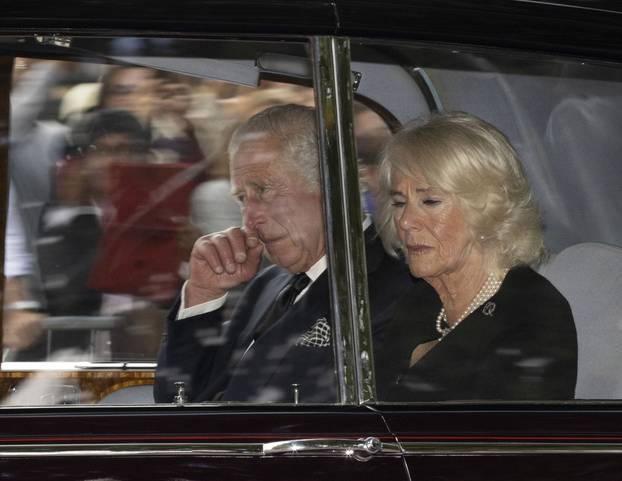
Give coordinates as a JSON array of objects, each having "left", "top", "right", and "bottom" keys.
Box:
[{"left": 539, "top": 242, "right": 622, "bottom": 399}]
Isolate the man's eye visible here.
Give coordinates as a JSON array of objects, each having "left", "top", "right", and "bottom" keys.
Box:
[
  {"left": 257, "top": 185, "right": 272, "bottom": 197},
  {"left": 235, "top": 195, "right": 245, "bottom": 204},
  {"left": 391, "top": 200, "right": 405, "bottom": 208}
]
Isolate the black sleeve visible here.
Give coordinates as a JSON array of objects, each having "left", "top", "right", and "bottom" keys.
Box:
[
  {"left": 153, "top": 268, "right": 278, "bottom": 403},
  {"left": 153, "top": 298, "right": 227, "bottom": 402}
]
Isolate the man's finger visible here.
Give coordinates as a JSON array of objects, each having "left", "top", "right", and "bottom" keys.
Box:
[
  {"left": 242, "top": 226, "right": 260, "bottom": 248},
  {"left": 246, "top": 240, "right": 264, "bottom": 266},
  {"left": 210, "top": 233, "right": 237, "bottom": 274},
  {"left": 193, "top": 237, "right": 224, "bottom": 274},
  {"left": 226, "top": 227, "right": 250, "bottom": 263}
]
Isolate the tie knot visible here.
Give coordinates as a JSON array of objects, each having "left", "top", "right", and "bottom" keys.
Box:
[
  {"left": 290, "top": 272, "right": 311, "bottom": 294},
  {"left": 252, "top": 272, "right": 312, "bottom": 341},
  {"left": 280, "top": 273, "right": 310, "bottom": 308}
]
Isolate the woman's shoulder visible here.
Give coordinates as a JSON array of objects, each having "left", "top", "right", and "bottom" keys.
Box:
[
  {"left": 500, "top": 265, "right": 574, "bottom": 327},
  {"left": 505, "top": 265, "right": 567, "bottom": 300}
]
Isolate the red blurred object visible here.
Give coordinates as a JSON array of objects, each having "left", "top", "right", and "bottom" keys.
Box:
[{"left": 87, "top": 162, "right": 202, "bottom": 296}]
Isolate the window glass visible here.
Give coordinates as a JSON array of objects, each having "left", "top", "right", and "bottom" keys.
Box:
[
  {"left": 1, "top": 37, "right": 345, "bottom": 406},
  {"left": 350, "top": 42, "right": 622, "bottom": 402}
]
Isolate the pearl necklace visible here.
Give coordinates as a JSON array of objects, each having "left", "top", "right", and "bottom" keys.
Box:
[{"left": 435, "top": 270, "right": 507, "bottom": 340}]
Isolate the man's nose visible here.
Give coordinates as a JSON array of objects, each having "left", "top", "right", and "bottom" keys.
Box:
[{"left": 242, "top": 198, "right": 262, "bottom": 229}]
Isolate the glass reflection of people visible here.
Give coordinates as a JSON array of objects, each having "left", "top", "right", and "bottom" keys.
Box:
[
  {"left": 375, "top": 111, "right": 577, "bottom": 401},
  {"left": 3, "top": 186, "right": 44, "bottom": 357},
  {"left": 28, "top": 109, "right": 159, "bottom": 360},
  {"left": 97, "top": 66, "right": 156, "bottom": 124},
  {"left": 354, "top": 103, "right": 391, "bottom": 218},
  {"left": 154, "top": 104, "right": 411, "bottom": 403},
  {"left": 149, "top": 72, "right": 205, "bottom": 164}
]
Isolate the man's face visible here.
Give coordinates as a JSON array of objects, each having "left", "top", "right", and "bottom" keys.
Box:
[{"left": 231, "top": 133, "right": 325, "bottom": 273}]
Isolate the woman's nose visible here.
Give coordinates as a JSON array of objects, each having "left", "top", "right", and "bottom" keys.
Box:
[{"left": 398, "top": 205, "right": 422, "bottom": 231}]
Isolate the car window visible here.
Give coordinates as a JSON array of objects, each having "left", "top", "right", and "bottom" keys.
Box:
[
  {"left": 0, "top": 36, "right": 358, "bottom": 406},
  {"left": 349, "top": 41, "right": 622, "bottom": 403}
]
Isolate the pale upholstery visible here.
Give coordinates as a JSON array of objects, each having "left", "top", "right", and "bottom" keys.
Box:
[{"left": 539, "top": 243, "right": 622, "bottom": 399}]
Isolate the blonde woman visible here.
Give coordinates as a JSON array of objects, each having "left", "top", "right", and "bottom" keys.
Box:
[{"left": 375, "top": 111, "right": 577, "bottom": 401}]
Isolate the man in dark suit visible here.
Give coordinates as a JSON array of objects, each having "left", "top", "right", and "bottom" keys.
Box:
[{"left": 154, "top": 104, "right": 411, "bottom": 403}]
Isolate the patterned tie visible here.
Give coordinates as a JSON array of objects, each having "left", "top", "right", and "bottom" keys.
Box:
[{"left": 252, "top": 272, "right": 311, "bottom": 341}]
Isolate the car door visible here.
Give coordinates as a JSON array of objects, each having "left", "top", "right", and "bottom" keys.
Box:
[{"left": 0, "top": 33, "right": 409, "bottom": 480}]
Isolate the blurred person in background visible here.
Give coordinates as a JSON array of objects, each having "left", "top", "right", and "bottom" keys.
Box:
[
  {"left": 13, "top": 109, "right": 170, "bottom": 361},
  {"left": 354, "top": 102, "right": 391, "bottom": 218},
  {"left": 4, "top": 59, "right": 100, "bottom": 357}
]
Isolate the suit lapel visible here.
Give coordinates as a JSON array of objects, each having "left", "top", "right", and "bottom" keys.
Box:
[
  {"left": 236, "top": 269, "right": 292, "bottom": 347},
  {"left": 223, "top": 272, "right": 331, "bottom": 401}
]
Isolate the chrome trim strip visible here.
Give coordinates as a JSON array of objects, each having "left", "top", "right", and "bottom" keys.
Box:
[
  {"left": 0, "top": 443, "right": 263, "bottom": 457},
  {"left": 311, "top": 36, "right": 375, "bottom": 405},
  {"left": 2, "top": 441, "right": 620, "bottom": 457},
  {"left": 0, "top": 441, "right": 402, "bottom": 458},
  {"left": 401, "top": 442, "right": 622, "bottom": 455}
]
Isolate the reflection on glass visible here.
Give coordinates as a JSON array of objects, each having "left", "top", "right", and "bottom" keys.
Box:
[{"left": 2, "top": 50, "right": 340, "bottom": 406}]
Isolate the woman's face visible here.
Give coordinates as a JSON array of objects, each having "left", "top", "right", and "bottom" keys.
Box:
[{"left": 390, "top": 169, "right": 482, "bottom": 282}]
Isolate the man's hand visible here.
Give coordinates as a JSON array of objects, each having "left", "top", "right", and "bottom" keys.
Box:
[{"left": 185, "top": 227, "right": 263, "bottom": 307}]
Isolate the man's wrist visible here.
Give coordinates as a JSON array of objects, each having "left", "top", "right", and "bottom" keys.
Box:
[
  {"left": 184, "top": 282, "right": 227, "bottom": 308},
  {"left": 178, "top": 281, "right": 228, "bottom": 320}
]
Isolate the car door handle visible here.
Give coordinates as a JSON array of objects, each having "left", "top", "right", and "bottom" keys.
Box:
[{"left": 263, "top": 437, "right": 383, "bottom": 462}]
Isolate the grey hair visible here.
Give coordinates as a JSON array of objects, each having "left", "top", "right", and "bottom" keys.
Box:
[
  {"left": 228, "top": 104, "right": 320, "bottom": 190},
  {"left": 377, "top": 111, "right": 545, "bottom": 269}
]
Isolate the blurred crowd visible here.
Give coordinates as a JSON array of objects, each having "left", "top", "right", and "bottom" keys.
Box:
[{"left": 3, "top": 58, "right": 389, "bottom": 366}]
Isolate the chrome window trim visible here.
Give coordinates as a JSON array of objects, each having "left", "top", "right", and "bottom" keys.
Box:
[
  {"left": 312, "top": 36, "right": 375, "bottom": 405},
  {"left": 1, "top": 362, "right": 156, "bottom": 371}
]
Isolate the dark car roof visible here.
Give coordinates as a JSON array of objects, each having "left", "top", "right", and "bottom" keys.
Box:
[{"left": 1, "top": 0, "right": 622, "bottom": 61}]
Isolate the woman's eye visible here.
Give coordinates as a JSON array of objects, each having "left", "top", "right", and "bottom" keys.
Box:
[
  {"left": 391, "top": 200, "right": 405, "bottom": 208},
  {"left": 423, "top": 198, "right": 441, "bottom": 206}
]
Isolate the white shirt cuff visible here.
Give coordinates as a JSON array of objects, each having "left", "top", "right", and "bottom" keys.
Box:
[{"left": 177, "top": 281, "right": 228, "bottom": 320}]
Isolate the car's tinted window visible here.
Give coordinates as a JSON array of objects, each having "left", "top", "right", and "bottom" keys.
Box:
[
  {"left": 1, "top": 37, "right": 369, "bottom": 406},
  {"left": 350, "top": 42, "right": 622, "bottom": 402}
]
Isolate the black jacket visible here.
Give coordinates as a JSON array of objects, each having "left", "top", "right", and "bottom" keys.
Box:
[
  {"left": 376, "top": 266, "right": 578, "bottom": 402},
  {"left": 154, "top": 227, "right": 413, "bottom": 403}
]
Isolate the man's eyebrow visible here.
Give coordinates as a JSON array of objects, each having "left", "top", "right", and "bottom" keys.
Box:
[{"left": 389, "top": 190, "right": 403, "bottom": 196}]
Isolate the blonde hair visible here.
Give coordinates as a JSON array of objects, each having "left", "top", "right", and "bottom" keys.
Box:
[{"left": 377, "top": 111, "right": 545, "bottom": 269}]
